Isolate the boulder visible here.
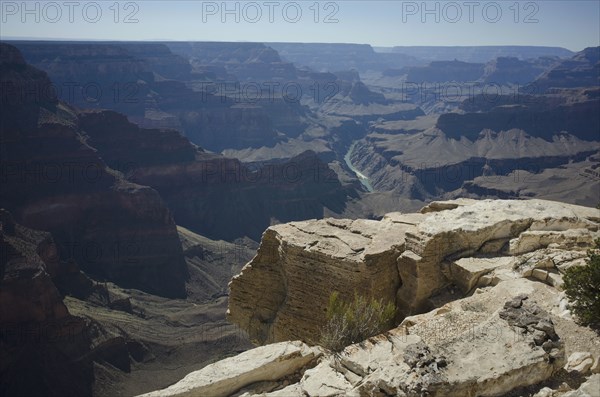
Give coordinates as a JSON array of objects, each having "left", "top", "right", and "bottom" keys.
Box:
[
  {"left": 565, "top": 352, "right": 595, "bottom": 374},
  {"left": 449, "top": 257, "right": 514, "bottom": 292},
  {"left": 509, "top": 229, "right": 595, "bottom": 255},
  {"left": 420, "top": 198, "right": 478, "bottom": 213},
  {"left": 300, "top": 361, "right": 354, "bottom": 397}
]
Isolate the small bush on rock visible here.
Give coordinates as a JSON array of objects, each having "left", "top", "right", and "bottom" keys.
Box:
[
  {"left": 319, "top": 291, "right": 396, "bottom": 352},
  {"left": 563, "top": 238, "right": 600, "bottom": 330}
]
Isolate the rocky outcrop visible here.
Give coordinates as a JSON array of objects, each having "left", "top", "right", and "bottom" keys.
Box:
[
  {"left": 155, "top": 278, "right": 585, "bottom": 397},
  {"left": 138, "top": 341, "right": 322, "bottom": 397},
  {"left": 141, "top": 199, "right": 600, "bottom": 397},
  {"left": 0, "top": 43, "right": 188, "bottom": 297},
  {"left": 395, "top": 200, "right": 597, "bottom": 314},
  {"left": 228, "top": 213, "right": 423, "bottom": 344},
  {"left": 229, "top": 199, "right": 599, "bottom": 343}
]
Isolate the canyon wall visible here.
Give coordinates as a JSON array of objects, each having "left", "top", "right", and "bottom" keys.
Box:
[{"left": 0, "top": 43, "right": 188, "bottom": 297}]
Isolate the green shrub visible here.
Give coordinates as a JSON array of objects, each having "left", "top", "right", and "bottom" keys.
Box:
[
  {"left": 319, "top": 291, "right": 396, "bottom": 352},
  {"left": 562, "top": 238, "right": 600, "bottom": 330}
]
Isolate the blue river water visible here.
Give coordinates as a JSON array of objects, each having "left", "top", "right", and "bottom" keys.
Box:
[{"left": 343, "top": 141, "right": 374, "bottom": 192}]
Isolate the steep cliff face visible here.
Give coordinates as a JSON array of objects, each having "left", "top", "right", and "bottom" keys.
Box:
[
  {"left": 117, "top": 43, "right": 193, "bottom": 80},
  {"left": 270, "top": 42, "right": 424, "bottom": 73},
  {"left": 77, "top": 110, "right": 199, "bottom": 169},
  {"left": 0, "top": 214, "right": 93, "bottom": 397},
  {"left": 533, "top": 46, "right": 600, "bottom": 91},
  {"left": 390, "top": 45, "right": 574, "bottom": 63},
  {"left": 138, "top": 149, "right": 350, "bottom": 241},
  {"left": 0, "top": 43, "right": 188, "bottom": 298},
  {"left": 405, "top": 60, "right": 485, "bottom": 83},
  {"left": 482, "top": 56, "right": 558, "bottom": 84},
  {"left": 228, "top": 199, "right": 599, "bottom": 344},
  {"left": 436, "top": 92, "right": 600, "bottom": 142},
  {"left": 73, "top": 109, "right": 352, "bottom": 240},
  {"left": 168, "top": 42, "right": 297, "bottom": 81},
  {"left": 228, "top": 214, "right": 420, "bottom": 344},
  {"left": 12, "top": 41, "right": 153, "bottom": 115},
  {"left": 385, "top": 56, "right": 556, "bottom": 86},
  {"left": 11, "top": 41, "right": 302, "bottom": 151},
  {"left": 350, "top": 126, "right": 598, "bottom": 203}
]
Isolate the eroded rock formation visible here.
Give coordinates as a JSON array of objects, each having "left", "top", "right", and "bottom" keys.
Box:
[
  {"left": 229, "top": 199, "right": 598, "bottom": 344},
  {"left": 74, "top": 109, "right": 351, "bottom": 240},
  {"left": 0, "top": 43, "right": 188, "bottom": 297},
  {"left": 150, "top": 267, "right": 597, "bottom": 397},
  {"left": 228, "top": 212, "right": 422, "bottom": 344},
  {"left": 146, "top": 199, "right": 600, "bottom": 397},
  {"left": 0, "top": 213, "right": 92, "bottom": 396}
]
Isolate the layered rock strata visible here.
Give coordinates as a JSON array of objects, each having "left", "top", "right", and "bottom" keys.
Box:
[
  {"left": 0, "top": 43, "right": 188, "bottom": 297},
  {"left": 228, "top": 199, "right": 599, "bottom": 343}
]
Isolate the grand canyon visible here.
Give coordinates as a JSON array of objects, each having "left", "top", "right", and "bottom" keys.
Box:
[{"left": 1, "top": 4, "right": 599, "bottom": 396}]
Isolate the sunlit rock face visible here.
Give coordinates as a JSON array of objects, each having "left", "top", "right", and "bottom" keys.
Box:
[
  {"left": 228, "top": 199, "right": 599, "bottom": 344},
  {"left": 151, "top": 199, "right": 599, "bottom": 397}
]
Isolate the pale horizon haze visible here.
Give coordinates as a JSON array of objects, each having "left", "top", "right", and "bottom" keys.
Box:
[{"left": 1, "top": 1, "right": 599, "bottom": 51}]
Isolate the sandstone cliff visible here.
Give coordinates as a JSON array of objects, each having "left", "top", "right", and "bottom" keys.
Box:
[
  {"left": 228, "top": 199, "right": 598, "bottom": 344},
  {"left": 146, "top": 199, "right": 599, "bottom": 397}
]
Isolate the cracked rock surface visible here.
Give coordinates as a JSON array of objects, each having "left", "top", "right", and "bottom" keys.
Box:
[
  {"left": 228, "top": 199, "right": 598, "bottom": 344},
  {"left": 148, "top": 199, "right": 599, "bottom": 397}
]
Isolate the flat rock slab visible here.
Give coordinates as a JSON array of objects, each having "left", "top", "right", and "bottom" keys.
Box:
[
  {"left": 137, "top": 341, "right": 321, "bottom": 397},
  {"left": 450, "top": 257, "right": 515, "bottom": 292}
]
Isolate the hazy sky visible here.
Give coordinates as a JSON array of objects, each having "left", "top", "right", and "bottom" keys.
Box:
[{"left": 1, "top": 1, "right": 599, "bottom": 51}]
